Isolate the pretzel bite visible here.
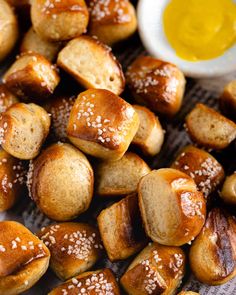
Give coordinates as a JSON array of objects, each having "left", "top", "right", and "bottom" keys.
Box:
[
  {"left": 38, "top": 223, "right": 102, "bottom": 280},
  {"left": 3, "top": 52, "right": 60, "bottom": 101},
  {"left": 95, "top": 152, "right": 150, "bottom": 196},
  {"left": 189, "top": 208, "right": 236, "bottom": 285},
  {"left": 20, "top": 28, "right": 62, "bottom": 62},
  {"left": 121, "top": 242, "right": 185, "bottom": 295},
  {"left": 185, "top": 104, "right": 236, "bottom": 150},
  {"left": 97, "top": 194, "right": 147, "bottom": 261},
  {"left": 219, "top": 80, "right": 236, "bottom": 120},
  {"left": 177, "top": 292, "right": 200, "bottom": 295},
  {"left": 126, "top": 56, "right": 186, "bottom": 117},
  {"left": 57, "top": 35, "right": 125, "bottom": 95},
  {"left": 0, "top": 148, "right": 26, "bottom": 212},
  {"left": 220, "top": 173, "right": 236, "bottom": 205},
  {"left": 171, "top": 145, "right": 225, "bottom": 197},
  {"left": 87, "top": 0, "right": 137, "bottom": 46},
  {"left": 48, "top": 268, "right": 120, "bottom": 294},
  {"left": 67, "top": 89, "right": 139, "bottom": 160},
  {"left": 0, "top": 221, "right": 50, "bottom": 295},
  {"left": 0, "top": 85, "right": 18, "bottom": 113},
  {"left": 28, "top": 142, "right": 94, "bottom": 221},
  {"left": 0, "top": 0, "right": 18, "bottom": 62},
  {"left": 31, "top": 0, "right": 89, "bottom": 42},
  {"left": 132, "top": 105, "right": 165, "bottom": 156},
  {"left": 0, "top": 103, "right": 50, "bottom": 160},
  {"left": 45, "top": 94, "right": 76, "bottom": 141},
  {"left": 138, "top": 168, "right": 206, "bottom": 246}
]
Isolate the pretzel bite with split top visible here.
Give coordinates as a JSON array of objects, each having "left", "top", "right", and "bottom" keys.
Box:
[
  {"left": 48, "top": 268, "right": 120, "bottom": 295},
  {"left": 171, "top": 145, "right": 225, "bottom": 197},
  {"left": 95, "top": 152, "right": 150, "bottom": 196},
  {"left": 67, "top": 89, "right": 139, "bottom": 160},
  {"left": 138, "top": 168, "right": 206, "bottom": 246},
  {"left": 3, "top": 52, "right": 60, "bottom": 101},
  {"left": 28, "top": 143, "right": 94, "bottom": 221},
  {"left": 189, "top": 208, "right": 236, "bottom": 285},
  {"left": 185, "top": 103, "right": 236, "bottom": 150},
  {"left": 57, "top": 35, "right": 125, "bottom": 95},
  {"left": 97, "top": 194, "right": 147, "bottom": 261},
  {"left": 0, "top": 148, "right": 26, "bottom": 212},
  {"left": 0, "top": 85, "right": 18, "bottom": 113},
  {"left": 220, "top": 173, "right": 236, "bottom": 205},
  {"left": 126, "top": 56, "right": 186, "bottom": 117},
  {"left": 38, "top": 222, "right": 102, "bottom": 280},
  {"left": 0, "top": 221, "right": 50, "bottom": 295},
  {"left": 132, "top": 105, "right": 165, "bottom": 156},
  {"left": 31, "top": 0, "right": 89, "bottom": 42},
  {"left": 121, "top": 242, "right": 185, "bottom": 295},
  {"left": 20, "top": 28, "right": 62, "bottom": 62},
  {"left": 87, "top": 0, "right": 137, "bottom": 46},
  {"left": 0, "top": 103, "right": 50, "bottom": 160},
  {"left": 0, "top": 0, "right": 18, "bottom": 62}
]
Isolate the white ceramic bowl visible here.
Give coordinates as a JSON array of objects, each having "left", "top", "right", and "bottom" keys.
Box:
[{"left": 137, "top": 0, "right": 236, "bottom": 78}]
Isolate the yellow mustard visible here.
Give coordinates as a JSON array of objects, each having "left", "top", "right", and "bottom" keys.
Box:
[{"left": 163, "top": 0, "right": 236, "bottom": 61}]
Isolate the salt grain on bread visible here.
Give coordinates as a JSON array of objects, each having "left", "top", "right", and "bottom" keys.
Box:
[
  {"left": 38, "top": 223, "right": 102, "bottom": 280},
  {"left": 95, "top": 152, "right": 150, "bottom": 196},
  {"left": 120, "top": 242, "right": 185, "bottom": 295},
  {"left": 31, "top": 0, "right": 89, "bottom": 42},
  {"left": 0, "top": 221, "right": 50, "bottom": 295},
  {"left": 126, "top": 56, "right": 186, "bottom": 117},
  {"left": 171, "top": 145, "right": 225, "bottom": 197},
  {"left": 220, "top": 173, "right": 236, "bottom": 205},
  {"left": 57, "top": 35, "right": 125, "bottom": 95},
  {"left": 48, "top": 268, "right": 120, "bottom": 295},
  {"left": 20, "top": 27, "right": 61, "bottom": 62},
  {"left": 0, "top": 0, "right": 18, "bottom": 62},
  {"left": 0, "top": 85, "right": 18, "bottom": 113},
  {"left": 3, "top": 52, "right": 60, "bottom": 101},
  {"left": 138, "top": 168, "right": 206, "bottom": 246},
  {"left": 185, "top": 103, "right": 236, "bottom": 150},
  {"left": 189, "top": 208, "right": 236, "bottom": 285},
  {"left": 0, "top": 103, "right": 50, "bottom": 160},
  {"left": 132, "top": 105, "right": 164, "bottom": 156},
  {"left": 87, "top": 0, "right": 137, "bottom": 46},
  {"left": 219, "top": 80, "right": 236, "bottom": 120},
  {"left": 97, "top": 194, "right": 147, "bottom": 261},
  {"left": 28, "top": 142, "right": 93, "bottom": 221},
  {"left": 67, "top": 89, "right": 139, "bottom": 160},
  {"left": 0, "top": 148, "right": 26, "bottom": 212}
]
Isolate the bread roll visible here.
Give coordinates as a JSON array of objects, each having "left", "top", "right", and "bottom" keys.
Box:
[
  {"left": 97, "top": 194, "right": 147, "bottom": 261},
  {"left": 185, "top": 104, "right": 236, "bottom": 150},
  {"left": 138, "top": 168, "right": 206, "bottom": 246},
  {"left": 67, "top": 89, "right": 139, "bottom": 160},
  {"left": 87, "top": 0, "right": 137, "bottom": 46},
  {"left": 219, "top": 80, "right": 236, "bottom": 120},
  {"left": 171, "top": 145, "right": 224, "bottom": 197},
  {"left": 95, "top": 152, "right": 150, "bottom": 196},
  {"left": 177, "top": 292, "right": 200, "bottom": 295},
  {"left": 220, "top": 174, "right": 236, "bottom": 205},
  {"left": 126, "top": 56, "right": 186, "bottom": 117},
  {"left": 0, "top": 148, "right": 26, "bottom": 212},
  {"left": 189, "top": 208, "right": 236, "bottom": 285},
  {"left": 57, "top": 35, "right": 125, "bottom": 95},
  {"left": 0, "top": 103, "right": 51, "bottom": 160},
  {"left": 3, "top": 52, "right": 60, "bottom": 101},
  {"left": 0, "top": 221, "right": 50, "bottom": 295},
  {"left": 132, "top": 105, "right": 165, "bottom": 156},
  {"left": 121, "top": 242, "right": 185, "bottom": 295},
  {"left": 0, "top": 85, "right": 18, "bottom": 113},
  {"left": 48, "top": 268, "right": 120, "bottom": 294},
  {"left": 45, "top": 94, "right": 76, "bottom": 141},
  {"left": 20, "top": 27, "right": 62, "bottom": 62},
  {"left": 31, "top": 0, "right": 89, "bottom": 42},
  {"left": 0, "top": 0, "right": 18, "bottom": 62},
  {"left": 38, "top": 222, "right": 102, "bottom": 280},
  {"left": 28, "top": 142, "right": 94, "bottom": 221}
]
